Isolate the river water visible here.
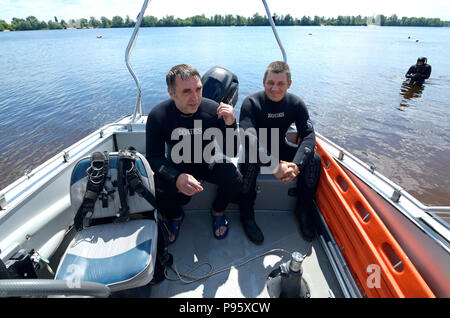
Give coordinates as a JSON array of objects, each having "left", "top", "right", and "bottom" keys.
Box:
[{"left": 0, "top": 26, "right": 449, "bottom": 205}]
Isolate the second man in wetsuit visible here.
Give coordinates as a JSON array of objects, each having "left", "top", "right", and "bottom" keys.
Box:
[{"left": 239, "top": 61, "right": 321, "bottom": 243}]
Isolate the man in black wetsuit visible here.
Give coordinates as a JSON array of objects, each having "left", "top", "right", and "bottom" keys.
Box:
[
  {"left": 146, "top": 64, "right": 258, "bottom": 243},
  {"left": 239, "top": 61, "right": 321, "bottom": 242},
  {"left": 405, "top": 57, "right": 431, "bottom": 84}
]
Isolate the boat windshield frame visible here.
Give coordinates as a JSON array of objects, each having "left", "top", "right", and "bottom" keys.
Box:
[{"left": 126, "top": 0, "right": 287, "bottom": 122}]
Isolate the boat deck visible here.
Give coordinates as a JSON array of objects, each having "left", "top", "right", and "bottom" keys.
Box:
[{"left": 150, "top": 210, "right": 343, "bottom": 298}]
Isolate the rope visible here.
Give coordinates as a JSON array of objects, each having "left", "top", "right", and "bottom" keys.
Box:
[{"left": 164, "top": 244, "right": 312, "bottom": 284}]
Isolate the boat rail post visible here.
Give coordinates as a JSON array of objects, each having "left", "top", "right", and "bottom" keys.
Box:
[
  {"left": 126, "top": 0, "right": 152, "bottom": 123},
  {"left": 261, "top": 0, "right": 287, "bottom": 63}
]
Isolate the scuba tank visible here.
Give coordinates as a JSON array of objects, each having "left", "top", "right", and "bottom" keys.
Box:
[
  {"left": 280, "top": 252, "right": 305, "bottom": 298},
  {"left": 266, "top": 251, "right": 311, "bottom": 298}
]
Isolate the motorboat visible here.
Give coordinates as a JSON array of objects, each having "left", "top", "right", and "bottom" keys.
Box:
[{"left": 0, "top": 0, "right": 449, "bottom": 299}]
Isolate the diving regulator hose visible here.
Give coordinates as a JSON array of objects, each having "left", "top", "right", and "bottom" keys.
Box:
[{"left": 164, "top": 244, "right": 313, "bottom": 284}]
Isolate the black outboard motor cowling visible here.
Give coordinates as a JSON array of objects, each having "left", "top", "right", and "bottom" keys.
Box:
[{"left": 201, "top": 66, "right": 239, "bottom": 107}]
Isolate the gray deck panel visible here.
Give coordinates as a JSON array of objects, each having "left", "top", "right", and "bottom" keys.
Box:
[{"left": 150, "top": 211, "right": 343, "bottom": 298}]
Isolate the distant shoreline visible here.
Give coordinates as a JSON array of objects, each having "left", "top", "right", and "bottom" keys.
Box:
[
  {"left": 1, "top": 14, "right": 449, "bottom": 32},
  {"left": 4, "top": 25, "right": 450, "bottom": 33}
]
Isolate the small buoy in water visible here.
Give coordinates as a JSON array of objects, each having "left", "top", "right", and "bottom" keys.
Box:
[
  {"left": 97, "top": 35, "right": 102, "bottom": 39},
  {"left": 416, "top": 39, "right": 419, "bottom": 42},
  {"left": 408, "top": 36, "right": 411, "bottom": 39},
  {"left": 308, "top": 33, "right": 312, "bottom": 35}
]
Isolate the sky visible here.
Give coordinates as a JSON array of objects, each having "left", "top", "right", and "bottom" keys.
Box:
[{"left": 1, "top": 0, "right": 450, "bottom": 23}]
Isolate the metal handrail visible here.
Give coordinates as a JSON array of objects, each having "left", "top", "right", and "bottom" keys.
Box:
[
  {"left": 0, "top": 120, "right": 141, "bottom": 205},
  {"left": 127, "top": 0, "right": 152, "bottom": 123},
  {"left": 262, "top": 0, "right": 287, "bottom": 63}
]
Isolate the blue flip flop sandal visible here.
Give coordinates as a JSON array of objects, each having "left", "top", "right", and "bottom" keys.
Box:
[
  {"left": 168, "top": 213, "right": 184, "bottom": 244},
  {"left": 212, "top": 213, "right": 229, "bottom": 240}
]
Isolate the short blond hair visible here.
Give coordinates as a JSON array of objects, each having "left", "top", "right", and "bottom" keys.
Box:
[{"left": 263, "top": 61, "right": 291, "bottom": 83}]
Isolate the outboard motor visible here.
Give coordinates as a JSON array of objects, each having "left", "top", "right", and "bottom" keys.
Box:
[{"left": 201, "top": 66, "right": 239, "bottom": 106}]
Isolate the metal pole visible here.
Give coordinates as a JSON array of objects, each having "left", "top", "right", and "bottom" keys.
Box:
[
  {"left": 261, "top": 0, "right": 287, "bottom": 63},
  {"left": 126, "top": 0, "right": 151, "bottom": 123}
]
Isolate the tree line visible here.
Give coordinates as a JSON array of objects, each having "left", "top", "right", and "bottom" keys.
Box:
[{"left": 1, "top": 14, "right": 449, "bottom": 31}]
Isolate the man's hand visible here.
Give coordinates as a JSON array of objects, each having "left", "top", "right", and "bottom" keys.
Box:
[
  {"left": 176, "top": 173, "right": 204, "bottom": 196},
  {"left": 273, "top": 160, "right": 299, "bottom": 184},
  {"left": 217, "top": 102, "right": 236, "bottom": 126}
]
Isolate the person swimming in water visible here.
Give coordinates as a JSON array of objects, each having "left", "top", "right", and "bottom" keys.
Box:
[{"left": 405, "top": 57, "right": 431, "bottom": 84}]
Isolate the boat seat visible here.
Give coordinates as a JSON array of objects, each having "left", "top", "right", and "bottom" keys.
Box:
[{"left": 55, "top": 151, "right": 158, "bottom": 292}]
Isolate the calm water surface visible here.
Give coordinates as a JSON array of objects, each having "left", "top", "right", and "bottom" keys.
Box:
[{"left": 1, "top": 26, "right": 449, "bottom": 205}]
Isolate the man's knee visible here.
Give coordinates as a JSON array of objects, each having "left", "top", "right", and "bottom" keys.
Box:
[
  {"left": 212, "top": 162, "right": 242, "bottom": 186},
  {"left": 154, "top": 174, "right": 189, "bottom": 212}
]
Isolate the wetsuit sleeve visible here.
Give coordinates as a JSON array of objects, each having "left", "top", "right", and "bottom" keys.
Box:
[
  {"left": 293, "top": 101, "right": 316, "bottom": 170},
  {"left": 424, "top": 65, "right": 432, "bottom": 79},
  {"left": 238, "top": 97, "right": 261, "bottom": 162},
  {"left": 222, "top": 119, "right": 239, "bottom": 157},
  {"left": 405, "top": 66, "right": 415, "bottom": 78},
  {"left": 146, "top": 112, "right": 182, "bottom": 185},
  {"left": 239, "top": 97, "right": 257, "bottom": 131}
]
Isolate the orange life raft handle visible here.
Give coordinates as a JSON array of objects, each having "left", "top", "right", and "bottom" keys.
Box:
[{"left": 314, "top": 140, "right": 435, "bottom": 298}]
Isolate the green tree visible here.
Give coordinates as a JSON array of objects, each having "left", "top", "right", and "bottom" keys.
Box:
[
  {"left": 38, "top": 20, "right": 48, "bottom": 29},
  {"left": 182, "top": 18, "right": 193, "bottom": 26},
  {"left": 249, "top": 13, "right": 267, "bottom": 26},
  {"left": 312, "top": 16, "right": 321, "bottom": 26},
  {"left": 60, "top": 19, "right": 67, "bottom": 29},
  {"left": 80, "top": 18, "right": 88, "bottom": 28},
  {"left": 236, "top": 15, "right": 248, "bottom": 26},
  {"left": 300, "top": 16, "right": 311, "bottom": 25},
  {"left": 11, "top": 18, "right": 30, "bottom": 30},
  {"left": 111, "top": 16, "right": 124, "bottom": 28},
  {"left": 26, "top": 16, "right": 40, "bottom": 29},
  {"left": 354, "top": 15, "right": 365, "bottom": 26},
  {"left": 100, "top": 16, "right": 112, "bottom": 28},
  {"left": 125, "top": 15, "right": 135, "bottom": 27},
  {"left": 191, "top": 14, "right": 210, "bottom": 26},
  {"left": 281, "top": 14, "right": 294, "bottom": 25},
  {"left": 89, "top": 17, "right": 101, "bottom": 28},
  {"left": 224, "top": 14, "right": 236, "bottom": 26},
  {"left": 385, "top": 14, "right": 399, "bottom": 26},
  {"left": 211, "top": 14, "right": 223, "bottom": 26},
  {"left": 158, "top": 15, "right": 175, "bottom": 26},
  {"left": 47, "top": 20, "right": 63, "bottom": 29},
  {"left": 142, "top": 15, "right": 158, "bottom": 27},
  {"left": 0, "top": 19, "right": 10, "bottom": 31}
]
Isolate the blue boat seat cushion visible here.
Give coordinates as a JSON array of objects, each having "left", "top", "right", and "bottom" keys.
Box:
[{"left": 55, "top": 219, "right": 158, "bottom": 291}]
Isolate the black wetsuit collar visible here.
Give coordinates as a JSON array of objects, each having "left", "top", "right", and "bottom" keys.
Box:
[
  {"left": 171, "top": 100, "right": 197, "bottom": 118},
  {"left": 263, "top": 92, "right": 288, "bottom": 107}
]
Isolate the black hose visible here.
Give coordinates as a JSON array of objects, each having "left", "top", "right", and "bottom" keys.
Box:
[{"left": 0, "top": 279, "right": 110, "bottom": 298}]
